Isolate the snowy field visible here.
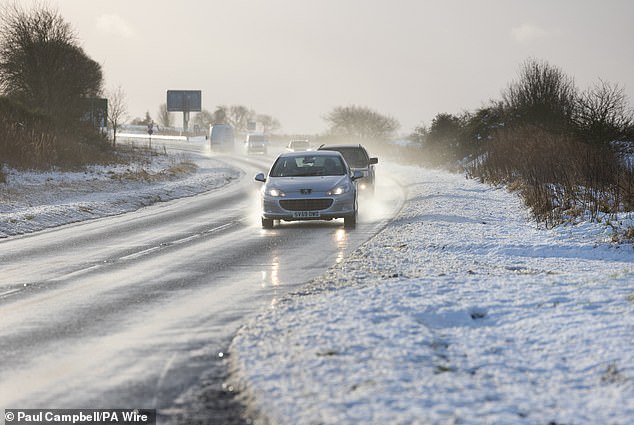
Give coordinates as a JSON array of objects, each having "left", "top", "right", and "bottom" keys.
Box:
[
  {"left": 0, "top": 145, "right": 240, "bottom": 238},
  {"left": 230, "top": 165, "right": 634, "bottom": 425}
]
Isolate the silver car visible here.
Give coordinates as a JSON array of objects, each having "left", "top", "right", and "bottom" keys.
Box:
[{"left": 255, "top": 151, "right": 363, "bottom": 228}]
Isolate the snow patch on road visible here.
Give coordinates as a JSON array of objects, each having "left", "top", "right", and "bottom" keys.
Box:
[{"left": 231, "top": 165, "right": 634, "bottom": 425}]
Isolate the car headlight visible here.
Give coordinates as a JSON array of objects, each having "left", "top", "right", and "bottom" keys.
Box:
[
  {"left": 327, "top": 182, "right": 351, "bottom": 196},
  {"left": 265, "top": 187, "right": 286, "bottom": 197}
]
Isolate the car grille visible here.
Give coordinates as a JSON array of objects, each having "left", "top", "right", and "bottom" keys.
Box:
[{"left": 280, "top": 199, "right": 333, "bottom": 211}]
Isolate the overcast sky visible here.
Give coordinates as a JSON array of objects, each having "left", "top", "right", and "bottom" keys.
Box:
[{"left": 6, "top": 0, "right": 633, "bottom": 134}]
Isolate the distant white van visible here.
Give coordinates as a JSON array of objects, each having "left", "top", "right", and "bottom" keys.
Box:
[
  {"left": 244, "top": 133, "right": 268, "bottom": 155},
  {"left": 209, "top": 124, "right": 235, "bottom": 152}
]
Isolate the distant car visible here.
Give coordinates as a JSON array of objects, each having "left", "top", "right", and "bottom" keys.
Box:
[
  {"left": 209, "top": 124, "right": 235, "bottom": 152},
  {"left": 244, "top": 133, "right": 268, "bottom": 155},
  {"left": 255, "top": 151, "right": 364, "bottom": 229},
  {"left": 286, "top": 139, "right": 310, "bottom": 152},
  {"left": 317, "top": 144, "right": 378, "bottom": 194}
]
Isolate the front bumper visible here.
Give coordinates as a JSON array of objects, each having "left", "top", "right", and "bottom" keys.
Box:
[{"left": 262, "top": 192, "right": 356, "bottom": 221}]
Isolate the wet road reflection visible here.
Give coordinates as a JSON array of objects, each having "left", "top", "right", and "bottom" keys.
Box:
[
  {"left": 261, "top": 254, "right": 280, "bottom": 288},
  {"left": 0, "top": 148, "right": 405, "bottom": 413}
]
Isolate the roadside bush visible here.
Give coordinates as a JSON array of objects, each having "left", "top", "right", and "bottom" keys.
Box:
[
  {"left": 502, "top": 58, "right": 576, "bottom": 133},
  {"left": 0, "top": 4, "right": 102, "bottom": 123},
  {"left": 467, "top": 126, "right": 634, "bottom": 225},
  {"left": 409, "top": 58, "right": 634, "bottom": 226},
  {"left": 0, "top": 96, "right": 57, "bottom": 168},
  {"left": 0, "top": 96, "right": 112, "bottom": 169},
  {"left": 572, "top": 80, "right": 634, "bottom": 145},
  {"left": 0, "top": 4, "right": 109, "bottom": 170}
]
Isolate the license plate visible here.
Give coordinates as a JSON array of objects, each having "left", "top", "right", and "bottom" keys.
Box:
[{"left": 292, "top": 211, "right": 320, "bottom": 218}]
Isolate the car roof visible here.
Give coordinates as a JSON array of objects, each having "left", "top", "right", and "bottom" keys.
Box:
[
  {"left": 318, "top": 143, "right": 366, "bottom": 150},
  {"left": 277, "top": 150, "right": 344, "bottom": 158}
]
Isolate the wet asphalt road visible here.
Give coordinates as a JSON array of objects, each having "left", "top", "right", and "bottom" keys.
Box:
[{"left": 0, "top": 143, "right": 404, "bottom": 422}]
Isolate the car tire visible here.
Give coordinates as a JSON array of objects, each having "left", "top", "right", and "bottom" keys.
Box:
[
  {"left": 262, "top": 218, "right": 274, "bottom": 229},
  {"left": 344, "top": 212, "right": 357, "bottom": 228}
]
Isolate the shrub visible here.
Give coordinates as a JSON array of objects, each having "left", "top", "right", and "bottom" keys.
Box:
[
  {"left": 0, "top": 4, "right": 109, "bottom": 170},
  {"left": 467, "top": 126, "right": 633, "bottom": 225},
  {"left": 0, "top": 4, "right": 102, "bottom": 122},
  {"left": 502, "top": 58, "right": 576, "bottom": 133},
  {"left": 0, "top": 96, "right": 113, "bottom": 169},
  {"left": 0, "top": 96, "right": 57, "bottom": 168}
]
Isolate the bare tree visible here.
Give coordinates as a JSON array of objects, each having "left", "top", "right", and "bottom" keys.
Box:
[
  {"left": 0, "top": 3, "right": 102, "bottom": 123},
  {"left": 192, "top": 109, "right": 214, "bottom": 132},
  {"left": 157, "top": 103, "right": 172, "bottom": 128},
  {"left": 213, "top": 106, "right": 227, "bottom": 124},
  {"left": 212, "top": 104, "right": 278, "bottom": 134},
  {"left": 106, "top": 85, "right": 128, "bottom": 147},
  {"left": 573, "top": 79, "right": 633, "bottom": 144},
  {"left": 228, "top": 105, "right": 255, "bottom": 133},
  {"left": 256, "top": 113, "right": 281, "bottom": 134},
  {"left": 324, "top": 105, "right": 399, "bottom": 141},
  {"left": 502, "top": 58, "right": 576, "bottom": 132}
]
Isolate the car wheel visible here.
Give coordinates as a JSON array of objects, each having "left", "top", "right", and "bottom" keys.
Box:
[
  {"left": 344, "top": 212, "right": 357, "bottom": 228},
  {"left": 262, "top": 218, "right": 274, "bottom": 229}
]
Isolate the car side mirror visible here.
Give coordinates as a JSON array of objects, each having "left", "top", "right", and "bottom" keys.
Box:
[
  {"left": 255, "top": 172, "right": 266, "bottom": 183},
  {"left": 370, "top": 157, "right": 378, "bottom": 165},
  {"left": 351, "top": 170, "right": 364, "bottom": 181}
]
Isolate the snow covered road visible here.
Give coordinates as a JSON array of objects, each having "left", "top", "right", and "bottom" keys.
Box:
[{"left": 231, "top": 165, "right": 634, "bottom": 425}]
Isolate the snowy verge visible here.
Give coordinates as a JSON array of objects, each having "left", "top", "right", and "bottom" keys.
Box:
[
  {"left": 230, "top": 165, "right": 634, "bottom": 425},
  {"left": 0, "top": 148, "right": 241, "bottom": 238}
]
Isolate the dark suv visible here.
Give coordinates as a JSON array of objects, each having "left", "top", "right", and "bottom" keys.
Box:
[{"left": 318, "top": 144, "right": 378, "bottom": 194}]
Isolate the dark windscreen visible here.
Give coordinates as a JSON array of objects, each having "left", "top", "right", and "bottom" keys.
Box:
[
  {"left": 327, "top": 148, "right": 369, "bottom": 168},
  {"left": 248, "top": 134, "right": 267, "bottom": 143},
  {"left": 211, "top": 126, "right": 233, "bottom": 142},
  {"left": 270, "top": 155, "right": 346, "bottom": 177}
]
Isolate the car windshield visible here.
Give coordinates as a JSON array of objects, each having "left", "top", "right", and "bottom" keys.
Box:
[
  {"left": 248, "top": 135, "right": 267, "bottom": 142},
  {"left": 211, "top": 126, "right": 232, "bottom": 139},
  {"left": 270, "top": 155, "right": 346, "bottom": 177},
  {"left": 327, "top": 148, "right": 369, "bottom": 168}
]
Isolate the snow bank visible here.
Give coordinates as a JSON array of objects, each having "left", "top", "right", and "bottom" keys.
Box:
[
  {"left": 231, "top": 165, "right": 634, "bottom": 425},
  {"left": 0, "top": 150, "right": 240, "bottom": 238}
]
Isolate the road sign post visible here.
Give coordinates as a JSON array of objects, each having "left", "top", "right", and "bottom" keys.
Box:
[{"left": 147, "top": 122, "right": 154, "bottom": 148}]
